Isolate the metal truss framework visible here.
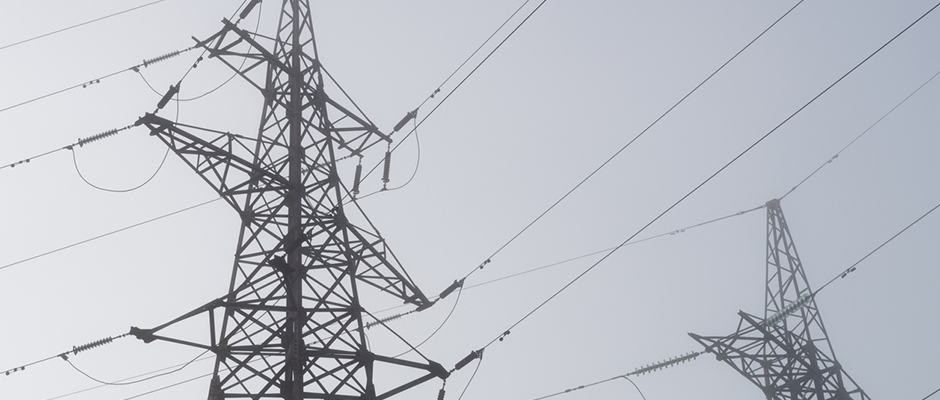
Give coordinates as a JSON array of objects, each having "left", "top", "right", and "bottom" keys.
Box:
[
  {"left": 131, "top": 1, "right": 448, "bottom": 399},
  {"left": 689, "top": 200, "right": 869, "bottom": 400}
]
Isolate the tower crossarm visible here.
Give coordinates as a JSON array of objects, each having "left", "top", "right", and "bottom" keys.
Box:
[
  {"left": 136, "top": 113, "right": 291, "bottom": 209},
  {"left": 690, "top": 201, "right": 870, "bottom": 400},
  {"left": 194, "top": 19, "right": 391, "bottom": 157}
]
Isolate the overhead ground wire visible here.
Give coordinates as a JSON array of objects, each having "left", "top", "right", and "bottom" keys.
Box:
[{"left": 478, "top": 0, "right": 940, "bottom": 351}]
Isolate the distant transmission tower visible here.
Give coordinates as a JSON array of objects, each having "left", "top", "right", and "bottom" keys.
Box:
[
  {"left": 689, "top": 199, "right": 869, "bottom": 400},
  {"left": 131, "top": 1, "right": 448, "bottom": 399}
]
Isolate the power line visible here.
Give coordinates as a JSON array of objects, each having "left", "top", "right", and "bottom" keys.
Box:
[
  {"left": 417, "top": 0, "right": 534, "bottom": 111},
  {"left": 1, "top": 124, "right": 137, "bottom": 171},
  {"left": 0, "top": 0, "right": 171, "bottom": 52},
  {"left": 119, "top": 372, "right": 211, "bottom": 400},
  {"left": 478, "top": 0, "right": 940, "bottom": 350},
  {"left": 450, "top": 0, "right": 806, "bottom": 284},
  {"left": 2, "top": 334, "right": 127, "bottom": 378},
  {"left": 0, "top": 47, "right": 193, "bottom": 115},
  {"left": 353, "top": 0, "right": 550, "bottom": 198},
  {"left": 44, "top": 354, "right": 214, "bottom": 400},
  {"left": 64, "top": 349, "right": 208, "bottom": 386},
  {"left": 0, "top": 197, "right": 222, "bottom": 272},
  {"left": 816, "top": 198, "right": 940, "bottom": 293},
  {"left": 781, "top": 65, "right": 940, "bottom": 201},
  {"left": 923, "top": 386, "right": 940, "bottom": 400},
  {"left": 530, "top": 352, "right": 700, "bottom": 400}
]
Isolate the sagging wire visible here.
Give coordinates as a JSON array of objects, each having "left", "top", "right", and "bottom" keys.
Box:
[
  {"left": 0, "top": 46, "right": 195, "bottom": 115},
  {"left": 45, "top": 354, "right": 214, "bottom": 400},
  {"left": 2, "top": 334, "right": 128, "bottom": 378},
  {"left": 65, "top": 349, "right": 210, "bottom": 386},
  {"left": 356, "top": 110, "right": 421, "bottom": 200},
  {"left": 455, "top": 350, "right": 484, "bottom": 400},
  {"left": 71, "top": 79, "right": 181, "bottom": 193},
  {"left": 392, "top": 285, "right": 464, "bottom": 358},
  {"left": 135, "top": 0, "right": 264, "bottom": 102},
  {"left": 531, "top": 351, "right": 701, "bottom": 400}
]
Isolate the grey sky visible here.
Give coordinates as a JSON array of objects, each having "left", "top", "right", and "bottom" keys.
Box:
[{"left": 1, "top": 1, "right": 939, "bottom": 399}]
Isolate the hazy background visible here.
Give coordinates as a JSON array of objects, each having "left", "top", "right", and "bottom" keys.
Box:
[{"left": 1, "top": 1, "right": 938, "bottom": 399}]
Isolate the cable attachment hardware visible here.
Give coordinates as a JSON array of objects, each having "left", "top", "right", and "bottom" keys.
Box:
[
  {"left": 630, "top": 351, "right": 702, "bottom": 376},
  {"left": 764, "top": 293, "right": 812, "bottom": 326},
  {"left": 71, "top": 335, "right": 122, "bottom": 355},
  {"left": 438, "top": 279, "right": 465, "bottom": 300},
  {"left": 157, "top": 83, "right": 180, "bottom": 111},
  {"left": 362, "top": 311, "right": 409, "bottom": 330},
  {"left": 77, "top": 128, "right": 120, "bottom": 147},
  {"left": 453, "top": 349, "right": 483, "bottom": 371},
  {"left": 393, "top": 109, "right": 418, "bottom": 133},
  {"left": 142, "top": 50, "right": 183, "bottom": 68},
  {"left": 239, "top": 0, "right": 263, "bottom": 20}
]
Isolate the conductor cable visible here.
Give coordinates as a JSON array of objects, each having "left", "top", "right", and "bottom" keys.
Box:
[{"left": 477, "top": 0, "right": 940, "bottom": 351}]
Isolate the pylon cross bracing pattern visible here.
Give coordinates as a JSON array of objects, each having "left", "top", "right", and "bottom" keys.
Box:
[
  {"left": 689, "top": 200, "right": 870, "bottom": 400},
  {"left": 131, "top": 1, "right": 448, "bottom": 399}
]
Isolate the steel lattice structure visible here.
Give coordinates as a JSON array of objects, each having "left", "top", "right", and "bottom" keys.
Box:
[
  {"left": 689, "top": 199, "right": 869, "bottom": 400},
  {"left": 130, "top": 1, "right": 448, "bottom": 399}
]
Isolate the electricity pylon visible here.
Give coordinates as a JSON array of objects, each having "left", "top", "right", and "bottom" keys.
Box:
[
  {"left": 689, "top": 199, "right": 869, "bottom": 400},
  {"left": 131, "top": 1, "right": 448, "bottom": 398}
]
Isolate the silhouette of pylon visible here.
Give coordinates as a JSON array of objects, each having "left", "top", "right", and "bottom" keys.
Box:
[
  {"left": 689, "top": 199, "right": 869, "bottom": 400},
  {"left": 131, "top": 1, "right": 448, "bottom": 398}
]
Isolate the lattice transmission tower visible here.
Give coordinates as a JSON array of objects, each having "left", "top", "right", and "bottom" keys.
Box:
[
  {"left": 689, "top": 199, "right": 869, "bottom": 400},
  {"left": 130, "top": 1, "right": 449, "bottom": 399}
]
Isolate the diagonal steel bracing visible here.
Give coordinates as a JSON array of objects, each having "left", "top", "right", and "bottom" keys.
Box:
[
  {"left": 689, "top": 200, "right": 869, "bottom": 400},
  {"left": 131, "top": 1, "right": 447, "bottom": 399}
]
